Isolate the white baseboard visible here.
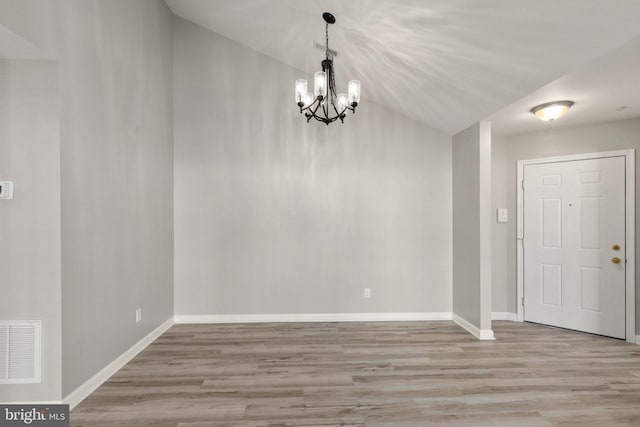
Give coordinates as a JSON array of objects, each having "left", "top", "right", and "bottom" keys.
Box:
[
  {"left": 491, "top": 312, "right": 518, "bottom": 321},
  {"left": 636, "top": 335, "right": 640, "bottom": 345},
  {"left": 174, "top": 312, "right": 453, "bottom": 324},
  {"left": 452, "top": 313, "right": 495, "bottom": 340},
  {"left": 63, "top": 317, "right": 174, "bottom": 410}
]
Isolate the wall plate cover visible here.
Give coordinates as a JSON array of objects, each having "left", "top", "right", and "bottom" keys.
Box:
[
  {"left": 497, "top": 208, "right": 508, "bottom": 223},
  {"left": 0, "top": 181, "right": 14, "bottom": 199}
]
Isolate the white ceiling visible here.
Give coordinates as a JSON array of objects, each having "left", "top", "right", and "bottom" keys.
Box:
[
  {"left": 488, "top": 35, "right": 640, "bottom": 135},
  {"left": 166, "top": 0, "right": 640, "bottom": 135}
]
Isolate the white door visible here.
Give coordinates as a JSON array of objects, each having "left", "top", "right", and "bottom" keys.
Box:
[{"left": 523, "top": 156, "right": 626, "bottom": 339}]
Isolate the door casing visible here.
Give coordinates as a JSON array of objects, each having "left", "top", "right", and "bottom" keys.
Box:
[{"left": 516, "top": 150, "right": 635, "bottom": 343}]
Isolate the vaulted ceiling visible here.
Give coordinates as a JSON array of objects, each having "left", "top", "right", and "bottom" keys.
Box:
[{"left": 166, "top": 0, "right": 640, "bottom": 135}]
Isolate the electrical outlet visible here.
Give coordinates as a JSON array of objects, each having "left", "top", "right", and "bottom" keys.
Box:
[
  {"left": 364, "top": 288, "right": 371, "bottom": 298},
  {"left": 135, "top": 308, "right": 142, "bottom": 323}
]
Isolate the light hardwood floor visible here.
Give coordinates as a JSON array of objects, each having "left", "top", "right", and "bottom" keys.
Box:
[{"left": 71, "top": 321, "right": 640, "bottom": 426}]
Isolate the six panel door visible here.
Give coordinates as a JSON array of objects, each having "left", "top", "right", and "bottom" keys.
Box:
[{"left": 523, "top": 156, "right": 626, "bottom": 339}]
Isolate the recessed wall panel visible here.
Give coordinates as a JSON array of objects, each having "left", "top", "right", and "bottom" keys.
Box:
[
  {"left": 542, "top": 175, "right": 561, "bottom": 186},
  {"left": 541, "top": 199, "right": 561, "bottom": 248},
  {"left": 580, "top": 172, "right": 601, "bottom": 184},
  {"left": 541, "top": 264, "right": 562, "bottom": 307},
  {"left": 580, "top": 267, "right": 601, "bottom": 312}
]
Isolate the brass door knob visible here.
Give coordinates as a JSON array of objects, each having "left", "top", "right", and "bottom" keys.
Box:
[
  {"left": 612, "top": 244, "right": 621, "bottom": 251},
  {"left": 612, "top": 257, "right": 622, "bottom": 264}
]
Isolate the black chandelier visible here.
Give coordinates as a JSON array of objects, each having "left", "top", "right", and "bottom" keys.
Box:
[{"left": 294, "top": 12, "right": 361, "bottom": 125}]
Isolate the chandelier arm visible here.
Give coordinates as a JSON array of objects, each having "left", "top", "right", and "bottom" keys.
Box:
[
  {"left": 306, "top": 93, "right": 345, "bottom": 124},
  {"left": 309, "top": 99, "right": 323, "bottom": 116},
  {"left": 308, "top": 112, "right": 326, "bottom": 124},
  {"left": 306, "top": 103, "right": 320, "bottom": 121},
  {"left": 311, "top": 113, "right": 340, "bottom": 125},
  {"left": 326, "top": 102, "right": 340, "bottom": 122},
  {"left": 307, "top": 102, "right": 342, "bottom": 124},
  {"left": 299, "top": 100, "right": 317, "bottom": 114},
  {"left": 331, "top": 101, "right": 343, "bottom": 117},
  {"left": 301, "top": 99, "right": 320, "bottom": 122}
]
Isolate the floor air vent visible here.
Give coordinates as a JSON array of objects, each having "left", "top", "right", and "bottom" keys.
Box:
[{"left": 0, "top": 320, "right": 41, "bottom": 384}]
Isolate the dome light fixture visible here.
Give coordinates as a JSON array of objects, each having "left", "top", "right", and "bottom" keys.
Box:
[
  {"left": 530, "top": 100, "right": 574, "bottom": 122},
  {"left": 294, "top": 12, "right": 360, "bottom": 125}
]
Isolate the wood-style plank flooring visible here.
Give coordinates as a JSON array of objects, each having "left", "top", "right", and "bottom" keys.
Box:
[{"left": 71, "top": 321, "right": 640, "bottom": 426}]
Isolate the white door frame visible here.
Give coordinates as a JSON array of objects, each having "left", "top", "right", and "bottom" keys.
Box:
[{"left": 516, "top": 150, "right": 635, "bottom": 343}]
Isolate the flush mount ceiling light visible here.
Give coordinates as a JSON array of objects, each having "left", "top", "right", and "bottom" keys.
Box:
[
  {"left": 530, "top": 100, "right": 574, "bottom": 122},
  {"left": 294, "top": 12, "right": 360, "bottom": 125}
]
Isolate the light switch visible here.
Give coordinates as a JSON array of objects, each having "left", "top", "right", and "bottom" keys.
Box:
[
  {"left": 0, "top": 181, "right": 13, "bottom": 199},
  {"left": 497, "top": 208, "right": 508, "bottom": 223}
]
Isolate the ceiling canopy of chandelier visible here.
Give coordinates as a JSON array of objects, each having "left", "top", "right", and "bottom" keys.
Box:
[{"left": 294, "top": 12, "right": 361, "bottom": 125}]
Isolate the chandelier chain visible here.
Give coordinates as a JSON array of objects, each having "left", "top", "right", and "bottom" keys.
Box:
[{"left": 325, "top": 22, "right": 331, "bottom": 60}]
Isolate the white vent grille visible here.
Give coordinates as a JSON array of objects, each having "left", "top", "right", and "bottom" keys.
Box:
[{"left": 0, "top": 320, "right": 41, "bottom": 384}]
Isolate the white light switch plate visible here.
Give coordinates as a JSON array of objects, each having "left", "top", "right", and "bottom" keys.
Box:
[
  {"left": 0, "top": 181, "right": 14, "bottom": 199},
  {"left": 497, "top": 208, "right": 508, "bottom": 223}
]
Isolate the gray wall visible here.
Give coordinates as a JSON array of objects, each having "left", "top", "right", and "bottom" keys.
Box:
[
  {"left": 0, "top": 59, "right": 61, "bottom": 402},
  {"left": 0, "top": 0, "right": 175, "bottom": 397},
  {"left": 491, "top": 134, "right": 508, "bottom": 313},
  {"left": 492, "top": 117, "right": 640, "bottom": 330},
  {"left": 173, "top": 17, "right": 453, "bottom": 316},
  {"left": 58, "top": 0, "right": 174, "bottom": 396},
  {"left": 452, "top": 122, "right": 492, "bottom": 331}
]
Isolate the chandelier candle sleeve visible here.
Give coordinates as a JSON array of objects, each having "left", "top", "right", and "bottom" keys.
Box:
[
  {"left": 337, "top": 93, "right": 348, "bottom": 112},
  {"left": 295, "top": 79, "right": 308, "bottom": 105},
  {"left": 294, "top": 12, "right": 360, "bottom": 125},
  {"left": 303, "top": 92, "right": 313, "bottom": 107},
  {"left": 314, "top": 71, "right": 327, "bottom": 98},
  {"left": 348, "top": 80, "right": 361, "bottom": 105}
]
